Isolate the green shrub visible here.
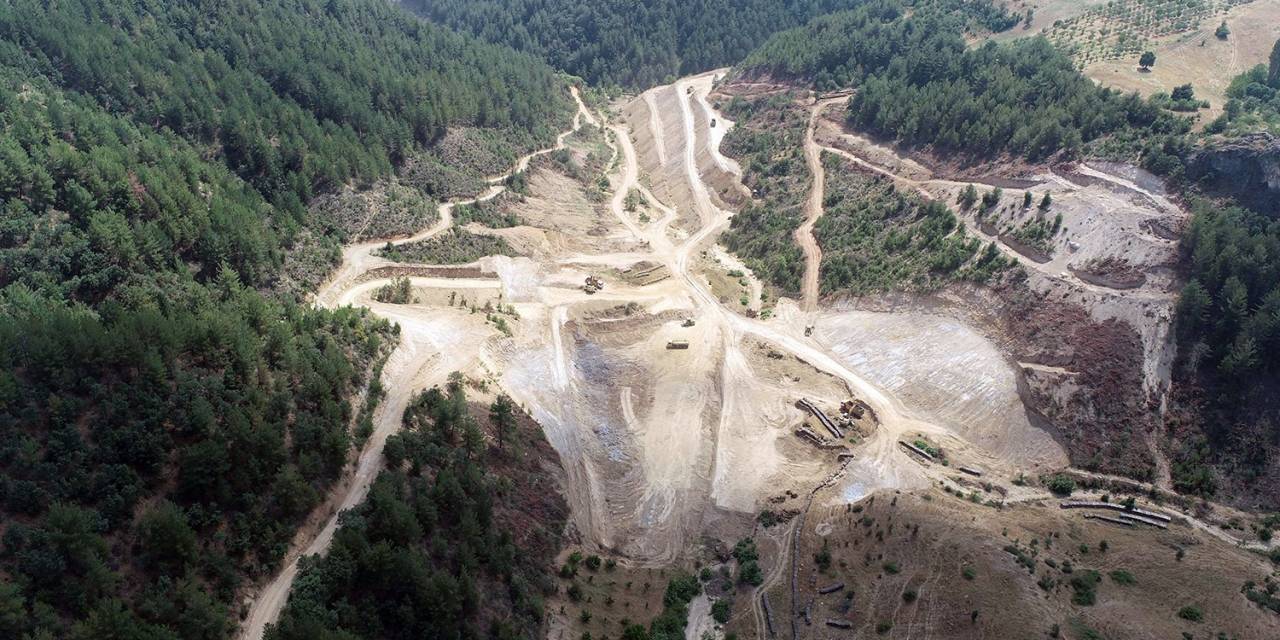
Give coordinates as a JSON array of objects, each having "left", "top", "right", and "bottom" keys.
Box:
[
  {"left": 1046, "top": 474, "right": 1076, "bottom": 496},
  {"left": 1177, "top": 605, "right": 1203, "bottom": 622},
  {"left": 1069, "top": 570, "right": 1101, "bottom": 606},
  {"left": 711, "top": 599, "right": 731, "bottom": 624},
  {"left": 815, "top": 541, "right": 832, "bottom": 572},
  {"left": 1108, "top": 569, "right": 1135, "bottom": 585}
]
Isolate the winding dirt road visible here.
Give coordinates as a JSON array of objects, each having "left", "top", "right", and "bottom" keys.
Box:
[
  {"left": 238, "top": 71, "right": 1272, "bottom": 639},
  {"left": 237, "top": 87, "right": 598, "bottom": 640},
  {"left": 796, "top": 96, "right": 851, "bottom": 311}
]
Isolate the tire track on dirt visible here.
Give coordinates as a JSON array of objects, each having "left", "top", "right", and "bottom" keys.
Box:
[
  {"left": 796, "top": 96, "right": 849, "bottom": 311},
  {"left": 644, "top": 89, "right": 668, "bottom": 166}
]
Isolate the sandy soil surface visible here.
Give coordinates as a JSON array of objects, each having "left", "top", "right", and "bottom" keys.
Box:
[
  {"left": 236, "top": 67, "right": 1274, "bottom": 640},
  {"left": 243, "top": 74, "right": 1073, "bottom": 638},
  {"left": 238, "top": 88, "right": 599, "bottom": 640},
  {"left": 813, "top": 111, "right": 1185, "bottom": 400},
  {"left": 1084, "top": 0, "right": 1280, "bottom": 122},
  {"left": 778, "top": 486, "right": 1280, "bottom": 640},
  {"left": 989, "top": 0, "right": 1112, "bottom": 40}
]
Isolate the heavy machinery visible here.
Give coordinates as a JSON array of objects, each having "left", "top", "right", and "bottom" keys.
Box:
[{"left": 583, "top": 275, "right": 604, "bottom": 294}]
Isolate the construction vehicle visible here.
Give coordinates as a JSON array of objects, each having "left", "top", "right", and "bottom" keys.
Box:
[
  {"left": 666, "top": 340, "right": 690, "bottom": 350},
  {"left": 583, "top": 275, "right": 604, "bottom": 294},
  {"left": 839, "top": 399, "right": 866, "bottom": 419},
  {"left": 804, "top": 325, "right": 814, "bottom": 337},
  {"left": 681, "top": 318, "right": 696, "bottom": 327}
]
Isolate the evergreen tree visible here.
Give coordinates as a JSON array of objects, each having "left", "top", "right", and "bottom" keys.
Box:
[
  {"left": 0, "top": 0, "right": 565, "bottom": 636},
  {"left": 490, "top": 394, "right": 518, "bottom": 453},
  {"left": 1270, "top": 38, "right": 1280, "bottom": 88}
]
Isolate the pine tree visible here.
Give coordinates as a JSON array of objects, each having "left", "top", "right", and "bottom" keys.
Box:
[
  {"left": 490, "top": 394, "right": 518, "bottom": 453},
  {"left": 1039, "top": 192, "right": 1052, "bottom": 210},
  {"left": 1269, "top": 38, "right": 1280, "bottom": 89}
]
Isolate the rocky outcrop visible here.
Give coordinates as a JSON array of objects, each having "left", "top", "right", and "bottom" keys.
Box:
[{"left": 1187, "top": 133, "right": 1280, "bottom": 214}]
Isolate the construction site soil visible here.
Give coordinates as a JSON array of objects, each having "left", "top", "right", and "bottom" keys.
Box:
[{"left": 238, "top": 74, "right": 1280, "bottom": 640}]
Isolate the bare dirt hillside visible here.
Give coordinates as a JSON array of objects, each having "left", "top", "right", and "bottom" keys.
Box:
[
  {"left": 237, "top": 72, "right": 1280, "bottom": 640},
  {"left": 772, "top": 486, "right": 1280, "bottom": 639}
]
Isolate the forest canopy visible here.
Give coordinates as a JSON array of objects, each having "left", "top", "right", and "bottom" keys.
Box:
[
  {"left": 0, "top": 0, "right": 570, "bottom": 213},
  {"left": 0, "top": 0, "right": 574, "bottom": 637},
  {"left": 736, "top": 1, "right": 1190, "bottom": 161},
  {"left": 399, "top": 0, "right": 869, "bottom": 87},
  {"left": 267, "top": 380, "right": 568, "bottom": 640}
]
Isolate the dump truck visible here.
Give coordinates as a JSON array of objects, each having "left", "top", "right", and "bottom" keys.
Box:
[{"left": 666, "top": 340, "right": 690, "bottom": 350}]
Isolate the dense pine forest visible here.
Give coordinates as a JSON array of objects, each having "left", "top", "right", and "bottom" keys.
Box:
[
  {"left": 0, "top": 0, "right": 569, "bottom": 210},
  {"left": 0, "top": 0, "right": 573, "bottom": 637},
  {"left": 397, "top": 0, "right": 862, "bottom": 87},
  {"left": 1214, "top": 39, "right": 1280, "bottom": 135},
  {"left": 737, "top": 1, "right": 1189, "bottom": 162},
  {"left": 267, "top": 380, "right": 568, "bottom": 640},
  {"left": 400, "top": 0, "right": 1022, "bottom": 88},
  {"left": 1170, "top": 197, "right": 1280, "bottom": 497}
]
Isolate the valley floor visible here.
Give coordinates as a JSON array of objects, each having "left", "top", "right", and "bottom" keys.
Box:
[{"left": 241, "top": 74, "right": 1280, "bottom": 640}]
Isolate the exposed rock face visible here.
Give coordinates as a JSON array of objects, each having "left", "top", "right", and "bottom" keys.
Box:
[{"left": 1187, "top": 133, "right": 1280, "bottom": 214}]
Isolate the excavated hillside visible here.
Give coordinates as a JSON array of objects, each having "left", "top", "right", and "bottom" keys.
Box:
[{"left": 239, "top": 72, "right": 1279, "bottom": 640}]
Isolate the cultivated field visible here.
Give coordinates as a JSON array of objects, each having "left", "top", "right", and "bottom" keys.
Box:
[{"left": 1000, "top": 0, "right": 1280, "bottom": 121}]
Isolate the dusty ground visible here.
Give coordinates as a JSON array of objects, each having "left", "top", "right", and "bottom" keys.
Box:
[
  {"left": 1084, "top": 0, "right": 1280, "bottom": 122},
  {"left": 777, "top": 487, "right": 1280, "bottom": 639},
  {"left": 237, "top": 69, "right": 1280, "bottom": 640},
  {"left": 812, "top": 106, "right": 1185, "bottom": 401},
  {"left": 991, "top": 0, "right": 1112, "bottom": 40}
]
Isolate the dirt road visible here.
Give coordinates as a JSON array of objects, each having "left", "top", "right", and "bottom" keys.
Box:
[
  {"left": 236, "top": 86, "right": 598, "bottom": 640},
  {"left": 238, "top": 68, "right": 1256, "bottom": 640},
  {"left": 796, "top": 96, "right": 851, "bottom": 311}
]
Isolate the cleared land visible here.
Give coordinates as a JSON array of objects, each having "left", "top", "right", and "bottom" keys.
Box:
[
  {"left": 239, "top": 71, "right": 1279, "bottom": 640},
  {"left": 1084, "top": 0, "right": 1280, "bottom": 121},
  {"left": 1000, "top": 0, "right": 1280, "bottom": 122}
]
